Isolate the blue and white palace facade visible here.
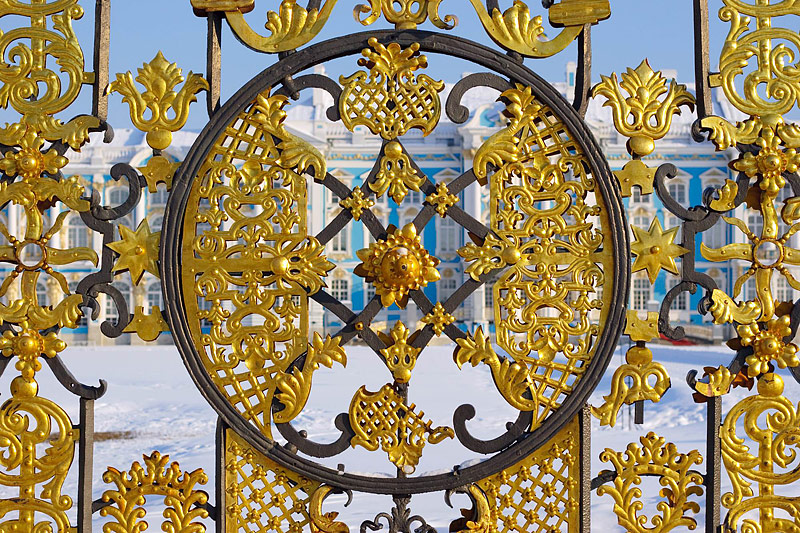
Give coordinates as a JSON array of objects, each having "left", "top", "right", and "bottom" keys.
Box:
[{"left": 11, "top": 65, "right": 760, "bottom": 345}]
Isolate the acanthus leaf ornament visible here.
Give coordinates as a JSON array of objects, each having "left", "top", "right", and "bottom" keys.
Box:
[
  {"left": 194, "top": 0, "right": 338, "bottom": 54},
  {"left": 100, "top": 452, "right": 209, "bottom": 533},
  {"left": 109, "top": 52, "right": 210, "bottom": 151},
  {"left": 274, "top": 333, "right": 347, "bottom": 424},
  {"left": 592, "top": 59, "right": 695, "bottom": 158}
]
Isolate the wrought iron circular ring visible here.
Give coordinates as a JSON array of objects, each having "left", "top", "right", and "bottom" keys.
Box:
[{"left": 162, "top": 29, "right": 629, "bottom": 494}]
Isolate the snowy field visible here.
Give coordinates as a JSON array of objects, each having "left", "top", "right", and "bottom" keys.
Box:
[{"left": 13, "top": 342, "right": 795, "bottom": 531}]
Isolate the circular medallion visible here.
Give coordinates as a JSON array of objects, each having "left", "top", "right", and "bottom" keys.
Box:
[{"left": 162, "top": 31, "right": 629, "bottom": 494}]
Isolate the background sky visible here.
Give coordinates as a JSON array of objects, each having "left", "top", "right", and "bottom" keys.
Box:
[{"left": 5, "top": 1, "right": 736, "bottom": 132}]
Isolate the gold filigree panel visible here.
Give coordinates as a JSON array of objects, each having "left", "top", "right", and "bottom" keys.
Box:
[
  {"left": 224, "top": 428, "right": 347, "bottom": 533},
  {"left": 457, "top": 414, "right": 581, "bottom": 533},
  {"left": 457, "top": 85, "right": 615, "bottom": 427},
  {"left": 181, "top": 91, "right": 335, "bottom": 438},
  {"left": 0, "top": 377, "right": 76, "bottom": 533}
]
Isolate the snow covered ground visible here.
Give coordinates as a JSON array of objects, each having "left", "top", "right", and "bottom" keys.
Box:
[{"left": 9, "top": 342, "right": 794, "bottom": 531}]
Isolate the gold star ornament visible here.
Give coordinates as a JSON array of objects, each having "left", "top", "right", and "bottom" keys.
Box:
[
  {"left": 108, "top": 220, "right": 161, "bottom": 285},
  {"left": 631, "top": 217, "right": 688, "bottom": 283}
]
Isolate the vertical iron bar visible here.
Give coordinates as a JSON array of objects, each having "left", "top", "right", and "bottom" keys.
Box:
[
  {"left": 693, "top": 0, "right": 712, "bottom": 119},
  {"left": 92, "top": 0, "right": 110, "bottom": 121},
  {"left": 634, "top": 399, "right": 644, "bottom": 424},
  {"left": 207, "top": 12, "right": 223, "bottom": 117},
  {"left": 78, "top": 398, "right": 95, "bottom": 533},
  {"left": 216, "top": 417, "right": 226, "bottom": 533},
  {"left": 706, "top": 396, "right": 721, "bottom": 533},
  {"left": 572, "top": 24, "right": 592, "bottom": 118},
  {"left": 579, "top": 404, "right": 591, "bottom": 533}
]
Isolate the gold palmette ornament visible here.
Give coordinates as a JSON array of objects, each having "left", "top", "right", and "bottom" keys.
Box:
[
  {"left": 355, "top": 223, "right": 440, "bottom": 309},
  {"left": 597, "top": 433, "right": 704, "bottom": 533},
  {"left": 99, "top": 453, "right": 209, "bottom": 533}
]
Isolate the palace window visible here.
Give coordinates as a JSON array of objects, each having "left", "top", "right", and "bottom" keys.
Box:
[
  {"left": 439, "top": 277, "right": 458, "bottom": 303},
  {"left": 331, "top": 278, "right": 350, "bottom": 302},
  {"left": 68, "top": 216, "right": 89, "bottom": 249},
  {"left": 632, "top": 277, "right": 651, "bottom": 310},
  {"left": 667, "top": 276, "right": 688, "bottom": 311},
  {"left": 150, "top": 187, "right": 169, "bottom": 206},
  {"left": 105, "top": 281, "right": 131, "bottom": 321},
  {"left": 438, "top": 216, "right": 459, "bottom": 254},
  {"left": 147, "top": 282, "right": 163, "bottom": 312},
  {"left": 330, "top": 228, "right": 349, "bottom": 254},
  {"left": 668, "top": 182, "right": 687, "bottom": 204}
]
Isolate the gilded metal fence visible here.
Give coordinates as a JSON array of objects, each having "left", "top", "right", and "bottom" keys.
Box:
[{"left": 0, "top": 1, "right": 795, "bottom": 532}]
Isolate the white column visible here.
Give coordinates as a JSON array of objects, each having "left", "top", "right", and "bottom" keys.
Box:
[{"left": 464, "top": 151, "right": 488, "bottom": 331}]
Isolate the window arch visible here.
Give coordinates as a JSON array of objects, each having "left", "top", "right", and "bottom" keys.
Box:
[
  {"left": 147, "top": 282, "right": 163, "bottom": 311},
  {"left": 668, "top": 180, "right": 687, "bottom": 204},
  {"left": 68, "top": 216, "right": 89, "bottom": 249},
  {"left": 149, "top": 187, "right": 169, "bottom": 206},
  {"left": 105, "top": 281, "right": 131, "bottom": 321},
  {"left": 36, "top": 281, "right": 47, "bottom": 306},
  {"left": 150, "top": 215, "right": 163, "bottom": 232},
  {"left": 108, "top": 187, "right": 128, "bottom": 207}
]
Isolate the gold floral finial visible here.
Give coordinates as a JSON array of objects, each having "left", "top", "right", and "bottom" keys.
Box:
[
  {"left": 354, "top": 223, "right": 440, "bottom": 308},
  {"left": 426, "top": 183, "right": 458, "bottom": 217},
  {"left": 0, "top": 329, "right": 66, "bottom": 382},
  {"left": 736, "top": 316, "right": 799, "bottom": 377},
  {"left": 109, "top": 52, "right": 209, "bottom": 151},
  {"left": 339, "top": 187, "right": 375, "bottom": 221},
  {"left": 593, "top": 60, "right": 695, "bottom": 158}
]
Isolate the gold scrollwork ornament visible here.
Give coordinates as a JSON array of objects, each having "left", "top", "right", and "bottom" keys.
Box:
[{"left": 721, "top": 373, "right": 800, "bottom": 533}]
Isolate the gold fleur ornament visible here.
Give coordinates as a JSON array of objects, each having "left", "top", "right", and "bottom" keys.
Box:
[
  {"left": 426, "top": 183, "right": 458, "bottom": 217},
  {"left": 421, "top": 302, "right": 455, "bottom": 335},
  {"left": 355, "top": 223, "right": 440, "bottom": 308},
  {"left": 109, "top": 52, "right": 210, "bottom": 151},
  {"left": 107, "top": 220, "right": 160, "bottom": 285},
  {"left": 592, "top": 59, "right": 695, "bottom": 158},
  {"left": 631, "top": 217, "right": 688, "bottom": 283},
  {"left": 0, "top": 329, "right": 66, "bottom": 381},
  {"left": 737, "top": 316, "right": 800, "bottom": 377}
]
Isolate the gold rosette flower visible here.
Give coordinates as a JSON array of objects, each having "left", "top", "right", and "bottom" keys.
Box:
[
  {"left": 737, "top": 315, "right": 800, "bottom": 377},
  {"left": 355, "top": 223, "right": 440, "bottom": 308}
]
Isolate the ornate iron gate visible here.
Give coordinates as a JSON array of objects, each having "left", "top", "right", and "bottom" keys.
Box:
[{"left": 0, "top": 0, "right": 796, "bottom": 532}]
